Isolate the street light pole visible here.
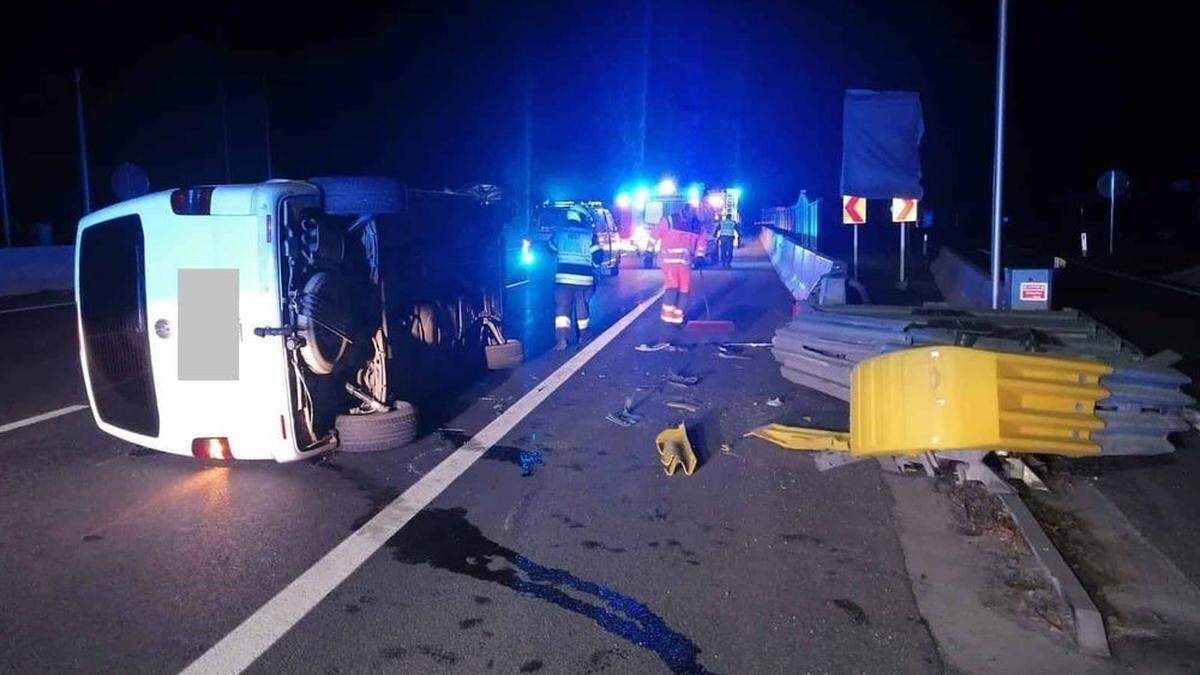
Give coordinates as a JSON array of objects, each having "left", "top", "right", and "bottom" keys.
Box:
[
  {"left": 74, "top": 67, "right": 92, "bottom": 215},
  {"left": 989, "top": 0, "right": 1009, "bottom": 309}
]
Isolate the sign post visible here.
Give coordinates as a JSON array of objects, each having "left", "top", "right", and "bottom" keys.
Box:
[
  {"left": 842, "top": 195, "right": 866, "bottom": 280},
  {"left": 1097, "top": 169, "right": 1130, "bottom": 256},
  {"left": 989, "top": 0, "right": 1009, "bottom": 309},
  {"left": 892, "top": 197, "right": 917, "bottom": 290}
]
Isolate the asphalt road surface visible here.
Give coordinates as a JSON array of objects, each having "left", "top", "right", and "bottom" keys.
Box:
[
  {"left": 1050, "top": 259, "right": 1200, "bottom": 588},
  {"left": 0, "top": 243, "right": 940, "bottom": 673}
]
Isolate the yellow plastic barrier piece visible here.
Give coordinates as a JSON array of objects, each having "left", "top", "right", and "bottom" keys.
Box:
[
  {"left": 747, "top": 424, "right": 852, "bottom": 452},
  {"left": 850, "top": 346, "right": 1112, "bottom": 457},
  {"left": 656, "top": 424, "right": 698, "bottom": 476}
]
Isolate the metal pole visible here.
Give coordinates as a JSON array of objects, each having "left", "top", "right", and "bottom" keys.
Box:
[
  {"left": 1108, "top": 172, "right": 1116, "bottom": 255},
  {"left": 852, "top": 224, "right": 859, "bottom": 281},
  {"left": 74, "top": 67, "right": 92, "bottom": 215},
  {"left": 898, "top": 222, "right": 908, "bottom": 289},
  {"left": 0, "top": 117, "right": 12, "bottom": 247},
  {"left": 988, "top": 0, "right": 1009, "bottom": 309}
]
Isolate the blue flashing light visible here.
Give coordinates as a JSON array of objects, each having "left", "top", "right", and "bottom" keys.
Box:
[
  {"left": 615, "top": 192, "right": 632, "bottom": 209},
  {"left": 686, "top": 183, "right": 702, "bottom": 207},
  {"left": 520, "top": 238, "right": 535, "bottom": 266},
  {"left": 729, "top": 187, "right": 743, "bottom": 200},
  {"left": 657, "top": 177, "right": 677, "bottom": 196},
  {"left": 633, "top": 185, "right": 651, "bottom": 207}
]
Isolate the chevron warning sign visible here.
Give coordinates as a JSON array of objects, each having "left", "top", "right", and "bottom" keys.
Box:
[
  {"left": 891, "top": 197, "right": 918, "bottom": 223},
  {"left": 842, "top": 195, "right": 866, "bottom": 225}
]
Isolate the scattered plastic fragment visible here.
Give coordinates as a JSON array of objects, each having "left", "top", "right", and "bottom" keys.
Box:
[
  {"left": 666, "top": 370, "right": 700, "bottom": 387},
  {"left": 766, "top": 397, "right": 783, "bottom": 407},
  {"left": 666, "top": 398, "right": 701, "bottom": 413},
  {"left": 606, "top": 396, "right": 642, "bottom": 427},
  {"left": 636, "top": 342, "right": 687, "bottom": 353},
  {"left": 656, "top": 423, "right": 698, "bottom": 476},
  {"left": 717, "top": 345, "right": 751, "bottom": 360},
  {"left": 747, "top": 423, "right": 852, "bottom": 452}
]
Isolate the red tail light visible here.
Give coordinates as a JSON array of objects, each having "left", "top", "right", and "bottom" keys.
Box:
[
  {"left": 191, "top": 437, "right": 233, "bottom": 460},
  {"left": 170, "top": 187, "right": 215, "bottom": 215}
]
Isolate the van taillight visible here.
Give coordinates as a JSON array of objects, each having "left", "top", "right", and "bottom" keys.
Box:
[
  {"left": 170, "top": 187, "right": 215, "bottom": 215},
  {"left": 191, "top": 437, "right": 232, "bottom": 460}
]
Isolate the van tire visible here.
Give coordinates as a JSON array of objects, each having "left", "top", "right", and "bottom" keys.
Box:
[
  {"left": 485, "top": 339, "right": 523, "bottom": 370},
  {"left": 335, "top": 403, "right": 418, "bottom": 453},
  {"left": 308, "top": 176, "right": 405, "bottom": 216}
]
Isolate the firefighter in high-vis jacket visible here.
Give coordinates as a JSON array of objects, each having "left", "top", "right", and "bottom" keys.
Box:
[
  {"left": 651, "top": 205, "right": 706, "bottom": 325},
  {"left": 548, "top": 207, "right": 603, "bottom": 349}
]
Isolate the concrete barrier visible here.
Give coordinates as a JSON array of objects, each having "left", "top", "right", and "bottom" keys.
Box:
[
  {"left": 0, "top": 246, "right": 74, "bottom": 297},
  {"left": 759, "top": 226, "right": 847, "bottom": 304},
  {"left": 929, "top": 246, "right": 992, "bottom": 310}
]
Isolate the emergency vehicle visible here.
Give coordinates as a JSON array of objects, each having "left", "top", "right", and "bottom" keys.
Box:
[
  {"left": 528, "top": 200, "right": 621, "bottom": 277},
  {"left": 612, "top": 180, "right": 742, "bottom": 268}
]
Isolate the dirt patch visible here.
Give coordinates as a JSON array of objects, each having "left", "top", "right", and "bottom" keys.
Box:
[
  {"left": 1024, "top": 491, "right": 1124, "bottom": 624},
  {"left": 938, "top": 480, "right": 1029, "bottom": 555}
]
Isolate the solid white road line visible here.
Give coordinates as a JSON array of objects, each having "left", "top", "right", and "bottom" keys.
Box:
[
  {"left": 0, "top": 404, "right": 89, "bottom": 435},
  {"left": 0, "top": 301, "right": 75, "bottom": 315},
  {"left": 181, "top": 289, "right": 664, "bottom": 675}
]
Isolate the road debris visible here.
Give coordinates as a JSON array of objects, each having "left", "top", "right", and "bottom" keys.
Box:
[
  {"left": 721, "top": 341, "right": 772, "bottom": 348},
  {"left": 666, "top": 370, "right": 700, "bottom": 387},
  {"left": 636, "top": 342, "right": 687, "bottom": 353},
  {"left": 666, "top": 398, "right": 702, "bottom": 413},
  {"left": 766, "top": 397, "right": 783, "bottom": 407},
  {"left": 606, "top": 397, "right": 642, "bottom": 427},
  {"left": 656, "top": 423, "right": 698, "bottom": 476},
  {"left": 720, "top": 443, "right": 733, "bottom": 455},
  {"left": 717, "top": 344, "right": 751, "bottom": 360},
  {"left": 747, "top": 423, "right": 852, "bottom": 452}
]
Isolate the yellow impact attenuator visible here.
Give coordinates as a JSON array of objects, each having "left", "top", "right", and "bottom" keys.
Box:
[
  {"left": 747, "top": 424, "right": 852, "bottom": 452},
  {"left": 656, "top": 424, "right": 698, "bottom": 476},
  {"left": 850, "top": 346, "right": 1112, "bottom": 457}
]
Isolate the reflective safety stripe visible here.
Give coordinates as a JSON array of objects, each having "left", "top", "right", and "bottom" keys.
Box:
[
  {"left": 555, "top": 273, "right": 595, "bottom": 286},
  {"left": 661, "top": 258, "right": 688, "bottom": 265},
  {"left": 661, "top": 313, "right": 684, "bottom": 325},
  {"left": 555, "top": 315, "right": 572, "bottom": 328},
  {"left": 661, "top": 304, "right": 676, "bottom": 311},
  {"left": 577, "top": 318, "right": 590, "bottom": 330}
]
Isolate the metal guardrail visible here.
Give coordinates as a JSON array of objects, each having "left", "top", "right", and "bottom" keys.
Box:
[{"left": 770, "top": 304, "right": 1194, "bottom": 457}]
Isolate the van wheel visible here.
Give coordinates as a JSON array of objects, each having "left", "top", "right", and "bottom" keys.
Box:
[
  {"left": 308, "top": 176, "right": 405, "bottom": 215},
  {"left": 335, "top": 403, "right": 418, "bottom": 453},
  {"left": 485, "top": 339, "right": 523, "bottom": 370}
]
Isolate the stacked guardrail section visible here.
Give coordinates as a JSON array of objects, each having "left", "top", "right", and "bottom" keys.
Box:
[{"left": 771, "top": 305, "right": 1193, "bottom": 456}]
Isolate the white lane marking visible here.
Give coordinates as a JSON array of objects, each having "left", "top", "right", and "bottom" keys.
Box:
[
  {"left": 0, "top": 301, "right": 75, "bottom": 315},
  {"left": 0, "top": 404, "right": 89, "bottom": 435},
  {"left": 181, "top": 289, "right": 664, "bottom": 675}
]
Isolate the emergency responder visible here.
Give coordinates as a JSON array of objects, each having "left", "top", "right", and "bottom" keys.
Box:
[
  {"left": 652, "top": 205, "right": 706, "bottom": 325},
  {"left": 547, "top": 206, "right": 603, "bottom": 350},
  {"left": 716, "top": 212, "right": 739, "bottom": 268}
]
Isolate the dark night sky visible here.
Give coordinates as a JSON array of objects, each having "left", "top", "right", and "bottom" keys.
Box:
[{"left": 1, "top": 1, "right": 1196, "bottom": 252}]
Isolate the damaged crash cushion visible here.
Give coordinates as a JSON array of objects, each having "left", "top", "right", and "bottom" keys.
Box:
[{"left": 850, "top": 346, "right": 1112, "bottom": 457}]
